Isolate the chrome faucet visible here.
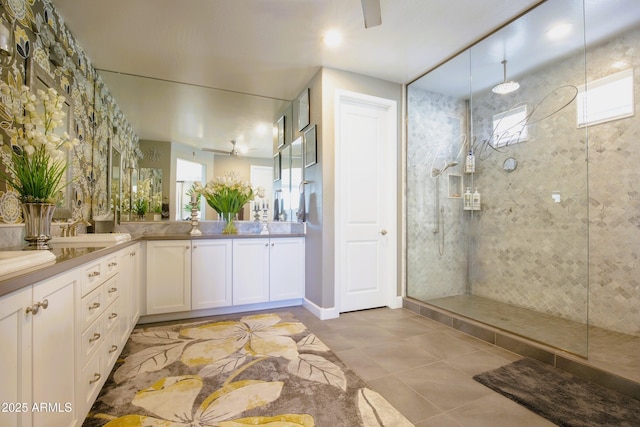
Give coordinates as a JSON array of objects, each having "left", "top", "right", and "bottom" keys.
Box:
[{"left": 61, "top": 218, "right": 92, "bottom": 237}]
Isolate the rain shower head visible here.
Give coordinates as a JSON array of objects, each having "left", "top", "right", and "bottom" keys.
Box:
[{"left": 492, "top": 60, "right": 520, "bottom": 94}]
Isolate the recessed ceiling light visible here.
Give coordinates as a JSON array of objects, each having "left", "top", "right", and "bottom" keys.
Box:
[
  {"left": 546, "top": 23, "right": 572, "bottom": 40},
  {"left": 323, "top": 29, "right": 342, "bottom": 47},
  {"left": 256, "top": 123, "right": 268, "bottom": 135}
]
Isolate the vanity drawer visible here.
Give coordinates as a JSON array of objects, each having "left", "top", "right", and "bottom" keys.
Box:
[
  {"left": 81, "top": 316, "right": 105, "bottom": 365},
  {"left": 105, "top": 298, "right": 120, "bottom": 335},
  {"left": 81, "top": 260, "right": 104, "bottom": 296},
  {"left": 105, "top": 327, "right": 121, "bottom": 369},
  {"left": 80, "top": 352, "right": 104, "bottom": 416},
  {"left": 104, "top": 275, "right": 120, "bottom": 305},
  {"left": 81, "top": 286, "right": 105, "bottom": 330},
  {"left": 104, "top": 255, "right": 120, "bottom": 278}
]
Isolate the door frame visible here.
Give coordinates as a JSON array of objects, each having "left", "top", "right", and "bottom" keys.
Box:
[{"left": 334, "top": 89, "right": 399, "bottom": 312}]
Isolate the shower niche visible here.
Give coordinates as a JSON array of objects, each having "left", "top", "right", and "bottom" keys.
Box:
[{"left": 447, "top": 174, "right": 462, "bottom": 199}]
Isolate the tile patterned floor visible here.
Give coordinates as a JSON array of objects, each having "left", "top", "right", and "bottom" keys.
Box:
[
  {"left": 287, "top": 306, "right": 557, "bottom": 426},
  {"left": 426, "top": 295, "right": 640, "bottom": 384}
]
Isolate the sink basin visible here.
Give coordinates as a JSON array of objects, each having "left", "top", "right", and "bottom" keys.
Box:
[
  {"left": 49, "top": 233, "right": 132, "bottom": 245},
  {"left": 0, "top": 251, "right": 57, "bottom": 279}
]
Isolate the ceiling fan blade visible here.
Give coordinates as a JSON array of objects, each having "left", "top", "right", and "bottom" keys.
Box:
[
  {"left": 360, "top": 0, "right": 382, "bottom": 28},
  {"left": 202, "top": 148, "right": 231, "bottom": 155}
]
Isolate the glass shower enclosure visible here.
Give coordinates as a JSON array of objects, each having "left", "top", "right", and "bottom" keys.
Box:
[{"left": 406, "top": 0, "right": 640, "bottom": 357}]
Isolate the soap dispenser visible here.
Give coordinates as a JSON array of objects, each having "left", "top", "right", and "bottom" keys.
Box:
[
  {"left": 472, "top": 188, "right": 481, "bottom": 211},
  {"left": 465, "top": 150, "right": 475, "bottom": 173},
  {"left": 464, "top": 187, "right": 473, "bottom": 211}
]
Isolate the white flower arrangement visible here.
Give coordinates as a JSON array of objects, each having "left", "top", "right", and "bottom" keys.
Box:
[{"left": 0, "top": 81, "right": 79, "bottom": 203}]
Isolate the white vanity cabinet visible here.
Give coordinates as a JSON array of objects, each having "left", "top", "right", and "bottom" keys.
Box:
[
  {"left": 232, "top": 237, "right": 305, "bottom": 305},
  {"left": 192, "top": 239, "right": 233, "bottom": 309},
  {"left": 269, "top": 237, "right": 305, "bottom": 301},
  {"left": 76, "top": 252, "right": 124, "bottom": 419},
  {"left": 145, "top": 240, "right": 192, "bottom": 314},
  {"left": 232, "top": 238, "right": 270, "bottom": 305},
  {"left": 0, "top": 269, "right": 79, "bottom": 427},
  {"left": 143, "top": 236, "right": 305, "bottom": 317}
]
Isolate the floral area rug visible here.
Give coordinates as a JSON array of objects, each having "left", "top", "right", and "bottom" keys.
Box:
[{"left": 83, "top": 312, "right": 414, "bottom": 426}]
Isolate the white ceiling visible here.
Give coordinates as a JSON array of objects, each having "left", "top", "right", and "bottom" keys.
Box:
[{"left": 51, "top": 0, "right": 545, "bottom": 155}]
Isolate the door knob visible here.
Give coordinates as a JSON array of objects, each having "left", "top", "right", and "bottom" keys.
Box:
[{"left": 379, "top": 229, "right": 388, "bottom": 235}]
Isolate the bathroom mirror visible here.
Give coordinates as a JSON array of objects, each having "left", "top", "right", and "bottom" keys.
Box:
[
  {"left": 28, "top": 63, "right": 75, "bottom": 219},
  {"left": 139, "top": 168, "right": 163, "bottom": 215},
  {"left": 97, "top": 70, "right": 293, "bottom": 221},
  {"left": 109, "top": 143, "right": 121, "bottom": 221}
]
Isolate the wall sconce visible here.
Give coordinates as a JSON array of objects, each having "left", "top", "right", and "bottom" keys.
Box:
[{"left": 0, "top": 13, "right": 14, "bottom": 65}]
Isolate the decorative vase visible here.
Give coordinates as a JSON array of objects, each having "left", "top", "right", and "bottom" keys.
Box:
[
  {"left": 221, "top": 211, "right": 238, "bottom": 234},
  {"left": 21, "top": 202, "right": 56, "bottom": 250}
]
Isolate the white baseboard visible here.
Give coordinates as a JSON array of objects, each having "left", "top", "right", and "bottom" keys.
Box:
[
  {"left": 389, "top": 295, "right": 404, "bottom": 309},
  {"left": 303, "top": 298, "right": 339, "bottom": 320},
  {"left": 138, "top": 299, "right": 303, "bottom": 324}
]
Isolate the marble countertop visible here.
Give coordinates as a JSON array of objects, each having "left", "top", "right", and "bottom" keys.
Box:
[{"left": 0, "top": 233, "right": 305, "bottom": 298}]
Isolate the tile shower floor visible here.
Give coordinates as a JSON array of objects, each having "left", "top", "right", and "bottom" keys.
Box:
[
  {"left": 288, "top": 306, "right": 557, "bottom": 426},
  {"left": 425, "top": 294, "right": 640, "bottom": 385}
]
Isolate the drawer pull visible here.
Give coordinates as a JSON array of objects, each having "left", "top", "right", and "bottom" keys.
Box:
[
  {"left": 25, "top": 299, "right": 49, "bottom": 315},
  {"left": 109, "top": 345, "right": 118, "bottom": 353},
  {"left": 130, "top": 252, "right": 136, "bottom": 257},
  {"left": 108, "top": 287, "right": 118, "bottom": 293},
  {"left": 89, "top": 332, "right": 101, "bottom": 343},
  {"left": 88, "top": 271, "right": 100, "bottom": 278},
  {"left": 109, "top": 312, "right": 118, "bottom": 320},
  {"left": 89, "top": 373, "right": 101, "bottom": 384},
  {"left": 89, "top": 302, "right": 101, "bottom": 310},
  {"left": 108, "top": 262, "right": 118, "bottom": 267}
]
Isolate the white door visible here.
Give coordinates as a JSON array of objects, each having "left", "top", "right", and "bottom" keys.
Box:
[{"left": 336, "top": 90, "right": 397, "bottom": 312}]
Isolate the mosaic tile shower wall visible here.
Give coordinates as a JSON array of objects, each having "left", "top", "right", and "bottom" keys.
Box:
[
  {"left": 407, "top": 24, "right": 640, "bottom": 337},
  {"left": 407, "top": 90, "right": 467, "bottom": 300}
]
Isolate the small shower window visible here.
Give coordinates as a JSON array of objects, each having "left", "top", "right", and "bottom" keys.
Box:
[
  {"left": 577, "top": 68, "right": 634, "bottom": 127},
  {"left": 492, "top": 105, "right": 528, "bottom": 148}
]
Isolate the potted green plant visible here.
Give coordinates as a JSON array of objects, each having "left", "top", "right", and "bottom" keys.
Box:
[{"left": 0, "top": 81, "right": 79, "bottom": 248}]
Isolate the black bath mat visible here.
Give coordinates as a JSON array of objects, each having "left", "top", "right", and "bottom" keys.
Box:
[{"left": 473, "top": 358, "right": 640, "bottom": 427}]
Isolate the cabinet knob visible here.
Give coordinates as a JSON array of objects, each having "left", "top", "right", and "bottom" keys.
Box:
[
  {"left": 108, "top": 287, "right": 118, "bottom": 293},
  {"left": 89, "top": 373, "right": 101, "bottom": 384},
  {"left": 109, "top": 312, "right": 118, "bottom": 319},
  {"left": 109, "top": 345, "right": 118, "bottom": 354},
  {"left": 186, "top": 246, "right": 190, "bottom": 250},
  {"left": 89, "top": 332, "right": 101, "bottom": 343},
  {"left": 193, "top": 245, "right": 198, "bottom": 249},
  {"left": 89, "top": 302, "right": 101, "bottom": 310},
  {"left": 379, "top": 229, "right": 388, "bottom": 236},
  {"left": 271, "top": 243, "right": 275, "bottom": 246}
]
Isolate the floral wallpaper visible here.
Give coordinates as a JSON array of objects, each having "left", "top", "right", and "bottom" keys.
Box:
[{"left": 0, "top": 0, "right": 139, "bottom": 223}]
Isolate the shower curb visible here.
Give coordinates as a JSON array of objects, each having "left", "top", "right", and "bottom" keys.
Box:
[{"left": 402, "top": 297, "right": 640, "bottom": 401}]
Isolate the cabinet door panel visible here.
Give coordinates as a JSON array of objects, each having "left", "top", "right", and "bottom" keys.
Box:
[
  {"left": 146, "top": 241, "right": 191, "bottom": 314},
  {"left": 0, "top": 287, "right": 32, "bottom": 427},
  {"left": 232, "top": 239, "right": 269, "bottom": 305},
  {"left": 192, "top": 240, "right": 233, "bottom": 309},
  {"left": 270, "top": 237, "right": 305, "bottom": 301},
  {"left": 32, "top": 271, "right": 78, "bottom": 427}
]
